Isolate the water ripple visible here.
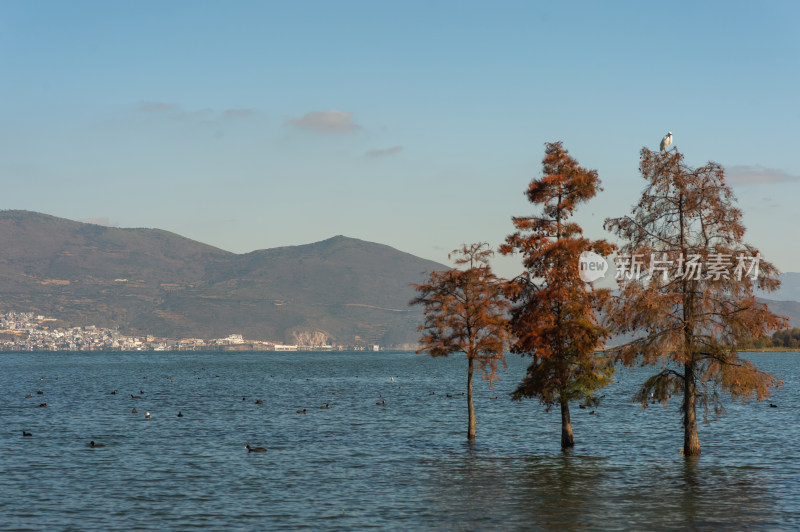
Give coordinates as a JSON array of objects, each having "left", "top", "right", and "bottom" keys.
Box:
[{"left": 1, "top": 351, "right": 799, "bottom": 530}]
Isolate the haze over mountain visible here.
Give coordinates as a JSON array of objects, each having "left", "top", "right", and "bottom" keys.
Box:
[
  {"left": 0, "top": 210, "right": 447, "bottom": 345},
  {"left": 753, "top": 273, "right": 800, "bottom": 329},
  {"left": 757, "top": 272, "right": 800, "bottom": 302}
]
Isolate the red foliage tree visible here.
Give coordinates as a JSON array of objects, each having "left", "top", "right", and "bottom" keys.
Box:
[
  {"left": 411, "top": 243, "right": 511, "bottom": 441},
  {"left": 501, "top": 142, "right": 616, "bottom": 449},
  {"left": 604, "top": 147, "right": 787, "bottom": 456}
]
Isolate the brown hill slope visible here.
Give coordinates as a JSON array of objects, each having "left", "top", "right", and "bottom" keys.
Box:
[{"left": 0, "top": 210, "right": 446, "bottom": 345}]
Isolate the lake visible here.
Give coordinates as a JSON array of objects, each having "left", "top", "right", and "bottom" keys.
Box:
[{"left": 1, "top": 350, "right": 799, "bottom": 530}]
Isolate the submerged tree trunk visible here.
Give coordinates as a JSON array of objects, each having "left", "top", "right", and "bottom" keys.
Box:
[
  {"left": 560, "top": 398, "right": 574, "bottom": 449},
  {"left": 683, "top": 361, "right": 701, "bottom": 456},
  {"left": 467, "top": 356, "right": 476, "bottom": 441}
]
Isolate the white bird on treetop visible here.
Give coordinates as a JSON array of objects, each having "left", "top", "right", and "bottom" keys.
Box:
[{"left": 660, "top": 131, "right": 673, "bottom": 151}]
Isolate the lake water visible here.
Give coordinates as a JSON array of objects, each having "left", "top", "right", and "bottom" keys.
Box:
[{"left": 1, "top": 350, "right": 799, "bottom": 531}]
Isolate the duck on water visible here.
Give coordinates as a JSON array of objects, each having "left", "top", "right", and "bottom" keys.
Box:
[{"left": 245, "top": 445, "right": 267, "bottom": 452}]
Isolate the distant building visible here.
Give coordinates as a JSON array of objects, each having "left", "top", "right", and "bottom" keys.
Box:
[
  {"left": 222, "top": 334, "right": 245, "bottom": 344},
  {"left": 274, "top": 344, "right": 298, "bottom": 351}
]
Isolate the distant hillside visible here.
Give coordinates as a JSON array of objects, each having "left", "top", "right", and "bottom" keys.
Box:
[
  {"left": 758, "top": 298, "right": 800, "bottom": 329},
  {"left": 0, "top": 210, "right": 447, "bottom": 345},
  {"left": 756, "top": 272, "right": 800, "bottom": 328},
  {"left": 757, "top": 272, "right": 800, "bottom": 303}
]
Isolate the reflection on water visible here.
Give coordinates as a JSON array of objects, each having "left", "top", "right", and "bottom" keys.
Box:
[
  {"left": 426, "top": 453, "right": 778, "bottom": 530},
  {"left": 1, "top": 351, "right": 799, "bottom": 530},
  {"left": 518, "top": 455, "right": 608, "bottom": 530}
]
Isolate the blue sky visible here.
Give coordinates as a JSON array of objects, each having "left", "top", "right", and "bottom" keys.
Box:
[{"left": 2, "top": 1, "right": 799, "bottom": 278}]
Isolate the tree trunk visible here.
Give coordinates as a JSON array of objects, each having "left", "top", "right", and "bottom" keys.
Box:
[
  {"left": 683, "top": 361, "right": 701, "bottom": 456},
  {"left": 560, "top": 398, "right": 574, "bottom": 449},
  {"left": 467, "top": 356, "right": 476, "bottom": 442}
]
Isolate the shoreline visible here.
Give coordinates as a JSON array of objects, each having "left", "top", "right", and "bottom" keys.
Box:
[{"left": 737, "top": 347, "right": 800, "bottom": 352}]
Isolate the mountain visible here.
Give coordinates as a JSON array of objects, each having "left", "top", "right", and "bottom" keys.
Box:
[
  {"left": 757, "top": 272, "right": 800, "bottom": 303},
  {"left": 754, "top": 273, "right": 800, "bottom": 328},
  {"left": 0, "top": 210, "right": 447, "bottom": 345},
  {"left": 757, "top": 299, "right": 800, "bottom": 329}
]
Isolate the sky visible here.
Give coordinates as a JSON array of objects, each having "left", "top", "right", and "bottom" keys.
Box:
[{"left": 2, "top": 1, "right": 799, "bottom": 279}]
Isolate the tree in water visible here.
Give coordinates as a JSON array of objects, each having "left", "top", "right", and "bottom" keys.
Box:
[
  {"left": 501, "top": 142, "right": 616, "bottom": 450},
  {"left": 604, "top": 146, "right": 786, "bottom": 457},
  {"left": 411, "top": 242, "right": 510, "bottom": 442}
]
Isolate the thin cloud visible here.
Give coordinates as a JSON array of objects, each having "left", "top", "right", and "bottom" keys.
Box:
[
  {"left": 136, "top": 102, "right": 257, "bottom": 122},
  {"left": 285, "top": 110, "right": 361, "bottom": 132},
  {"left": 365, "top": 145, "right": 403, "bottom": 158},
  {"left": 726, "top": 165, "right": 800, "bottom": 185}
]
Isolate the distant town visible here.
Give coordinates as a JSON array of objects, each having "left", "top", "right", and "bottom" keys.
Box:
[{"left": 0, "top": 311, "right": 395, "bottom": 352}]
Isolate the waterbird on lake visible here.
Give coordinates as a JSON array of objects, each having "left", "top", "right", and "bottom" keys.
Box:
[
  {"left": 255, "top": 400, "right": 264, "bottom": 404},
  {"left": 130, "top": 394, "right": 141, "bottom": 399},
  {"left": 177, "top": 411, "right": 183, "bottom": 417},
  {"left": 110, "top": 390, "right": 117, "bottom": 395},
  {"left": 376, "top": 400, "right": 385, "bottom": 406},
  {"left": 319, "top": 403, "right": 329, "bottom": 409},
  {"left": 37, "top": 390, "right": 43, "bottom": 395},
  {"left": 297, "top": 409, "right": 307, "bottom": 414},
  {"left": 25, "top": 394, "right": 32, "bottom": 398},
  {"left": 660, "top": 131, "right": 673, "bottom": 151},
  {"left": 38, "top": 403, "right": 48, "bottom": 407},
  {"left": 89, "top": 441, "right": 105, "bottom": 448},
  {"left": 145, "top": 412, "right": 151, "bottom": 419},
  {"left": 770, "top": 403, "right": 778, "bottom": 408},
  {"left": 245, "top": 445, "right": 267, "bottom": 452},
  {"left": 22, "top": 431, "right": 32, "bottom": 437},
  {"left": 131, "top": 408, "right": 137, "bottom": 413}
]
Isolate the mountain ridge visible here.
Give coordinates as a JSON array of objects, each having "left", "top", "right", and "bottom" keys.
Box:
[
  {"left": 1, "top": 210, "right": 797, "bottom": 345},
  {"left": 0, "top": 210, "right": 446, "bottom": 345}
]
